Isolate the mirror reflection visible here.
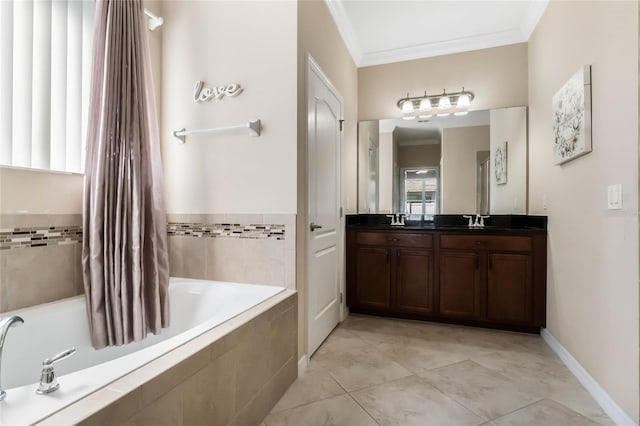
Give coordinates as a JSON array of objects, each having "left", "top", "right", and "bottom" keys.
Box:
[{"left": 358, "top": 106, "right": 527, "bottom": 218}]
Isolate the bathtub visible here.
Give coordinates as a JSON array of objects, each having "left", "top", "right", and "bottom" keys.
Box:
[{"left": 0, "top": 277, "right": 287, "bottom": 425}]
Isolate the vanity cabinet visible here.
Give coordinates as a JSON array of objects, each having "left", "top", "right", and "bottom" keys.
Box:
[
  {"left": 346, "top": 227, "right": 546, "bottom": 333},
  {"left": 395, "top": 249, "right": 434, "bottom": 314},
  {"left": 355, "top": 247, "right": 391, "bottom": 310},
  {"left": 439, "top": 251, "right": 482, "bottom": 319},
  {"left": 347, "top": 231, "right": 434, "bottom": 315}
]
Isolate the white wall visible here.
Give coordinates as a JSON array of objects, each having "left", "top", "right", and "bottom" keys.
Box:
[
  {"left": 441, "top": 125, "right": 489, "bottom": 214},
  {"left": 357, "top": 120, "right": 379, "bottom": 213},
  {"left": 528, "top": 1, "right": 639, "bottom": 421},
  {"left": 490, "top": 106, "right": 527, "bottom": 214},
  {"left": 161, "top": 1, "right": 297, "bottom": 214},
  {"left": 379, "top": 132, "right": 393, "bottom": 213}
]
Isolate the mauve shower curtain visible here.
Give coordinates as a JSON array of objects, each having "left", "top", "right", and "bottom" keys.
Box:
[{"left": 83, "top": 0, "right": 169, "bottom": 349}]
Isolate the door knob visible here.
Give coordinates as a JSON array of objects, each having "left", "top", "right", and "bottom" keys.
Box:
[{"left": 310, "top": 222, "right": 323, "bottom": 231}]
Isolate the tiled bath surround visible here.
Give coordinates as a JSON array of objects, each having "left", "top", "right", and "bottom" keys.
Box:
[
  {"left": 0, "top": 214, "right": 84, "bottom": 312},
  {"left": 0, "top": 213, "right": 295, "bottom": 313},
  {"left": 42, "top": 291, "right": 298, "bottom": 426},
  {"left": 167, "top": 214, "right": 296, "bottom": 289}
]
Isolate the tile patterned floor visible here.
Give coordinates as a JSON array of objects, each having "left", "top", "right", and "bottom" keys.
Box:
[{"left": 263, "top": 315, "right": 613, "bottom": 426}]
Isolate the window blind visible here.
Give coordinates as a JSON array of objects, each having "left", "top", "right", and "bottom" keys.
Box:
[{"left": 0, "top": 0, "right": 95, "bottom": 173}]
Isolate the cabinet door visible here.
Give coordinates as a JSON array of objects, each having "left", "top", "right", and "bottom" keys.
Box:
[
  {"left": 395, "top": 249, "right": 434, "bottom": 314},
  {"left": 439, "top": 251, "right": 481, "bottom": 319},
  {"left": 487, "top": 253, "right": 532, "bottom": 323},
  {"left": 355, "top": 247, "right": 391, "bottom": 309}
]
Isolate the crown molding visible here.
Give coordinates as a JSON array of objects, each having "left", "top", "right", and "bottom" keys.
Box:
[
  {"left": 326, "top": 0, "right": 549, "bottom": 68},
  {"left": 359, "top": 29, "right": 527, "bottom": 67},
  {"left": 323, "top": 0, "right": 363, "bottom": 66}
]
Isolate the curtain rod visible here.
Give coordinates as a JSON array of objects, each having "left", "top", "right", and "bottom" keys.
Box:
[{"left": 143, "top": 8, "right": 163, "bottom": 31}]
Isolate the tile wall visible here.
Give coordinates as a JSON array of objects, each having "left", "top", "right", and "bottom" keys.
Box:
[
  {"left": 0, "top": 213, "right": 296, "bottom": 313},
  {"left": 167, "top": 214, "right": 296, "bottom": 289},
  {"left": 0, "top": 214, "right": 84, "bottom": 312}
]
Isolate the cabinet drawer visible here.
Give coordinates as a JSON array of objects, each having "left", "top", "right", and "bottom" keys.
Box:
[
  {"left": 440, "top": 235, "right": 531, "bottom": 252},
  {"left": 356, "top": 232, "right": 433, "bottom": 248}
]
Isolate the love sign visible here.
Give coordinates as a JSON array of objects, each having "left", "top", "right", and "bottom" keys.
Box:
[{"left": 193, "top": 80, "right": 243, "bottom": 103}]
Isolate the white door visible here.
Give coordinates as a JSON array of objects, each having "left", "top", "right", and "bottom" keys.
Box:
[{"left": 307, "top": 56, "right": 342, "bottom": 356}]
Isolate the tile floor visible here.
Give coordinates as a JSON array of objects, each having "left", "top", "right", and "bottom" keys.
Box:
[{"left": 263, "top": 314, "right": 613, "bottom": 426}]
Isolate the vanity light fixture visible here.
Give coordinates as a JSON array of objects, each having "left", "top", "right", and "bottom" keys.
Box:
[{"left": 397, "top": 87, "right": 474, "bottom": 119}]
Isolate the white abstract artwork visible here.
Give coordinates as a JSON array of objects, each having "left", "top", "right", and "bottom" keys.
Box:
[
  {"left": 552, "top": 65, "right": 592, "bottom": 165},
  {"left": 494, "top": 141, "right": 507, "bottom": 185}
]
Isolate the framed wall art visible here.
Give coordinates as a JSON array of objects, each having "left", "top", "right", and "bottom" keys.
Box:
[
  {"left": 494, "top": 141, "right": 507, "bottom": 185},
  {"left": 552, "top": 65, "right": 592, "bottom": 165}
]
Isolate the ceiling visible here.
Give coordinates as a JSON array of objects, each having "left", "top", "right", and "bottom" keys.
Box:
[{"left": 325, "top": 0, "right": 549, "bottom": 67}]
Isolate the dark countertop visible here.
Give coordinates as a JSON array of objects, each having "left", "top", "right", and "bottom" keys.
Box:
[{"left": 346, "top": 214, "right": 547, "bottom": 235}]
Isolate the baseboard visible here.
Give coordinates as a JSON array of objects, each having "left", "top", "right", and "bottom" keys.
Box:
[
  {"left": 541, "top": 329, "right": 637, "bottom": 426},
  {"left": 298, "top": 354, "right": 308, "bottom": 376}
]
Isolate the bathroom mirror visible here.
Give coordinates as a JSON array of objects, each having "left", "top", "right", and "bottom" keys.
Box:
[{"left": 357, "top": 106, "right": 527, "bottom": 217}]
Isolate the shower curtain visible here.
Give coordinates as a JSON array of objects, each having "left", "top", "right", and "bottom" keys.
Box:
[{"left": 82, "top": 0, "right": 169, "bottom": 349}]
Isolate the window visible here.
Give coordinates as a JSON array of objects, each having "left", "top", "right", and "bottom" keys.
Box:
[
  {"left": 402, "top": 168, "right": 439, "bottom": 219},
  {"left": 0, "top": 0, "right": 95, "bottom": 173}
]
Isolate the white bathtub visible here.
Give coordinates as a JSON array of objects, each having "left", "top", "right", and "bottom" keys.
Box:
[{"left": 0, "top": 277, "right": 284, "bottom": 425}]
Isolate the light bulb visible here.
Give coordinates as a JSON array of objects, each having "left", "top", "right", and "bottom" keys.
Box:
[
  {"left": 402, "top": 115, "right": 416, "bottom": 120},
  {"left": 454, "top": 111, "right": 468, "bottom": 116},
  {"left": 437, "top": 112, "right": 450, "bottom": 117},
  {"left": 438, "top": 96, "right": 451, "bottom": 110},
  {"left": 402, "top": 100, "right": 414, "bottom": 114},
  {"left": 419, "top": 98, "right": 432, "bottom": 111},
  {"left": 457, "top": 93, "right": 470, "bottom": 108}
]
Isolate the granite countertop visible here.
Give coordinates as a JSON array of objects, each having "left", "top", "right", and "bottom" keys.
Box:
[{"left": 346, "top": 214, "right": 547, "bottom": 234}]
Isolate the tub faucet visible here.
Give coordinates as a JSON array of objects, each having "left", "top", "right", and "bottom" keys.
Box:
[
  {"left": 36, "top": 347, "right": 76, "bottom": 395},
  {"left": 0, "top": 315, "right": 24, "bottom": 401}
]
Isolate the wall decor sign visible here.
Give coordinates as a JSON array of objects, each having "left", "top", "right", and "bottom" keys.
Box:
[
  {"left": 552, "top": 65, "right": 592, "bottom": 165},
  {"left": 193, "top": 80, "right": 243, "bottom": 103},
  {"left": 494, "top": 141, "right": 508, "bottom": 185}
]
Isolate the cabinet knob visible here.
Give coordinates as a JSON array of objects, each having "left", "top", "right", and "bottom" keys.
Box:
[{"left": 389, "top": 237, "right": 400, "bottom": 242}]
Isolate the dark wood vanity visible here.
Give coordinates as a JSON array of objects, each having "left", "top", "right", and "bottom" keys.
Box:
[{"left": 346, "top": 215, "right": 547, "bottom": 333}]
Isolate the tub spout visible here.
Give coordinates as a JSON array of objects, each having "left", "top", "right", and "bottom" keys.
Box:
[{"left": 0, "top": 315, "right": 24, "bottom": 401}]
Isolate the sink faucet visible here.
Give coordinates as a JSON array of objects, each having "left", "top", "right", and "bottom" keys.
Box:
[
  {"left": 0, "top": 315, "right": 24, "bottom": 401},
  {"left": 463, "top": 214, "right": 490, "bottom": 228},
  {"left": 386, "top": 213, "right": 405, "bottom": 226}
]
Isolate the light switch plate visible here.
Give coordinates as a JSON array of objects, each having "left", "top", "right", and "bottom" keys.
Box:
[{"left": 607, "top": 184, "right": 623, "bottom": 210}]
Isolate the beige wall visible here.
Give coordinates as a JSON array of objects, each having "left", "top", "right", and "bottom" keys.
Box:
[
  {"left": 490, "top": 106, "right": 527, "bottom": 214},
  {"left": 441, "top": 125, "right": 489, "bottom": 214},
  {"left": 358, "top": 43, "right": 528, "bottom": 121},
  {"left": 0, "top": 168, "right": 82, "bottom": 214},
  {"left": 161, "top": 1, "right": 297, "bottom": 214},
  {"left": 297, "top": 0, "right": 358, "bottom": 358},
  {"left": 528, "top": 1, "right": 639, "bottom": 421},
  {"left": 397, "top": 143, "right": 441, "bottom": 169}
]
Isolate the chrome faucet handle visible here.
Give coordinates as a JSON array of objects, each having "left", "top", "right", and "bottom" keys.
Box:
[
  {"left": 463, "top": 215, "right": 474, "bottom": 227},
  {"left": 478, "top": 215, "right": 490, "bottom": 227},
  {"left": 386, "top": 214, "right": 397, "bottom": 225},
  {"left": 36, "top": 348, "right": 76, "bottom": 395},
  {"left": 399, "top": 214, "right": 405, "bottom": 226}
]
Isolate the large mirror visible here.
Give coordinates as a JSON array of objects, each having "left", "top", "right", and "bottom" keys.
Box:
[{"left": 358, "top": 106, "right": 527, "bottom": 217}]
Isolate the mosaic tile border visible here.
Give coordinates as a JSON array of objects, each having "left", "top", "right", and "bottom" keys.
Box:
[
  {"left": 0, "top": 226, "right": 82, "bottom": 250},
  {"left": 167, "top": 222, "right": 285, "bottom": 240},
  {"left": 0, "top": 220, "right": 286, "bottom": 250}
]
